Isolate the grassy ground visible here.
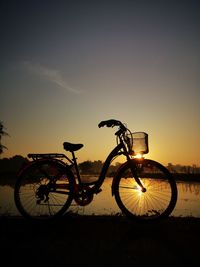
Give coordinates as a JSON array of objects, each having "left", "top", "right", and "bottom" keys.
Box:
[{"left": 1, "top": 215, "right": 200, "bottom": 267}]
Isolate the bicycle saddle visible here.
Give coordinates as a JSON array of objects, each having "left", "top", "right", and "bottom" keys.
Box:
[{"left": 63, "top": 142, "right": 83, "bottom": 152}]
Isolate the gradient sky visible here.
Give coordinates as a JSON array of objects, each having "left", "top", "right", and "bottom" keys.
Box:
[{"left": 0, "top": 0, "right": 200, "bottom": 166}]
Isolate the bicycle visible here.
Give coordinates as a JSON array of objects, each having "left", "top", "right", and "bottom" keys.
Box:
[{"left": 14, "top": 119, "right": 177, "bottom": 222}]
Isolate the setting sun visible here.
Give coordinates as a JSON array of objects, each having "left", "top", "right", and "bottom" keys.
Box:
[
  {"left": 134, "top": 153, "right": 143, "bottom": 159},
  {"left": 136, "top": 184, "right": 143, "bottom": 196}
]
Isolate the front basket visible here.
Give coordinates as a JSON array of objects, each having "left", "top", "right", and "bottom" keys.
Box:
[{"left": 126, "top": 132, "right": 149, "bottom": 155}]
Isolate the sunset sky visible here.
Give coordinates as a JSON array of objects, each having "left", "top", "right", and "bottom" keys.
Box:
[{"left": 1, "top": 0, "right": 199, "bottom": 166}]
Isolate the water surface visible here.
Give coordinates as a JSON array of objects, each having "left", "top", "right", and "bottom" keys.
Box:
[{"left": 0, "top": 178, "right": 200, "bottom": 217}]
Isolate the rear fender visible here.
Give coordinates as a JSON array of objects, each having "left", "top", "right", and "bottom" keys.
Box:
[{"left": 17, "top": 158, "right": 76, "bottom": 185}]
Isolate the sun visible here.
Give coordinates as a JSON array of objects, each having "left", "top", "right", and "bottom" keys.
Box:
[
  {"left": 136, "top": 184, "right": 143, "bottom": 196},
  {"left": 134, "top": 153, "right": 143, "bottom": 159}
]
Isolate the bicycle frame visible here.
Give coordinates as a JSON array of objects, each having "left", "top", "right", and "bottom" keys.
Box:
[
  {"left": 27, "top": 143, "right": 124, "bottom": 191},
  {"left": 28, "top": 130, "right": 145, "bottom": 196},
  {"left": 74, "top": 143, "right": 124, "bottom": 193},
  {"left": 67, "top": 134, "right": 145, "bottom": 195}
]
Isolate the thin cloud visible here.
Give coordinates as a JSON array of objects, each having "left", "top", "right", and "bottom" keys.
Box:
[{"left": 22, "top": 61, "right": 82, "bottom": 94}]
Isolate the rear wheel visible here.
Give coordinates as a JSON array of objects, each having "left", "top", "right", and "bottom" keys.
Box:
[
  {"left": 14, "top": 159, "right": 74, "bottom": 220},
  {"left": 114, "top": 159, "right": 177, "bottom": 222}
]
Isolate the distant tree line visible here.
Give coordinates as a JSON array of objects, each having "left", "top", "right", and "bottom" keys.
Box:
[
  {"left": 78, "top": 160, "right": 121, "bottom": 176},
  {"left": 167, "top": 163, "right": 200, "bottom": 174},
  {"left": 0, "top": 156, "right": 199, "bottom": 175},
  {"left": 0, "top": 155, "right": 29, "bottom": 173},
  {"left": 0, "top": 157, "right": 120, "bottom": 176}
]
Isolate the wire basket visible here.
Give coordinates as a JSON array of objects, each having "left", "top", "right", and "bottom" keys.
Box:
[{"left": 126, "top": 132, "right": 149, "bottom": 156}]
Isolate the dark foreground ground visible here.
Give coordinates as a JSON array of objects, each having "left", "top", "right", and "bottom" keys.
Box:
[{"left": 1, "top": 215, "right": 200, "bottom": 267}]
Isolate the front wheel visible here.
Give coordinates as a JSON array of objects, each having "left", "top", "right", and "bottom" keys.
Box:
[
  {"left": 14, "top": 159, "right": 74, "bottom": 221},
  {"left": 113, "top": 159, "right": 177, "bottom": 222}
]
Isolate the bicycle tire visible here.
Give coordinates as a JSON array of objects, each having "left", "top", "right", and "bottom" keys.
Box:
[
  {"left": 113, "top": 159, "right": 177, "bottom": 222},
  {"left": 14, "top": 159, "right": 74, "bottom": 221}
]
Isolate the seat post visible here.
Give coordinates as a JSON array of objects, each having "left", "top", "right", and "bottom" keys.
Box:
[
  {"left": 71, "top": 151, "right": 81, "bottom": 182},
  {"left": 71, "top": 151, "right": 76, "bottom": 162}
]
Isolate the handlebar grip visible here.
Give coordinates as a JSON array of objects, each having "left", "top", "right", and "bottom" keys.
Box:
[
  {"left": 98, "top": 119, "right": 121, "bottom": 128},
  {"left": 98, "top": 121, "right": 107, "bottom": 128}
]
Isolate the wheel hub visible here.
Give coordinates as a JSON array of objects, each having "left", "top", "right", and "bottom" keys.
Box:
[{"left": 36, "top": 185, "right": 49, "bottom": 203}]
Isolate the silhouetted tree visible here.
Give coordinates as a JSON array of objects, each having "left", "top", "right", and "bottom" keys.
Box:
[
  {"left": 79, "top": 161, "right": 93, "bottom": 174},
  {"left": 0, "top": 155, "right": 29, "bottom": 173},
  {"left": 78, "top": 160, "right": 120, "bottom": 175},
  {"left": 0, "top": 121, "right": 8, "bottom": 154},
  {"left": 92, "top": 160, "right": 103, "bottom": 174}
]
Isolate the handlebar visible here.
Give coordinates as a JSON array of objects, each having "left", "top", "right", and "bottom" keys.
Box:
[
  {"left": 98, "top": 119, "right": 127, "bottom": 132},
  {"left": 98, "top": 119, "right": 120, "bottom": 128}
]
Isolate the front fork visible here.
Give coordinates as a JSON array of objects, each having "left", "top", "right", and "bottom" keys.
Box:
[
  {"left": 127, "top": 158, "right": 146, "bottom": 192},
  {"left": 112, "top": 158, "right": 146, "bottom": 196}
]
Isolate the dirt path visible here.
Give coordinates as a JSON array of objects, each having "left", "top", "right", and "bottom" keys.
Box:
[{"left": 1, "top": 215, "right": 200, "bottom": 267}]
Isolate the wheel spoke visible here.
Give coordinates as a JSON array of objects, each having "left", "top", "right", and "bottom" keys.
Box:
[
  {"left": 114, "top": 159, "right": 177, "bottom": 221},
  {"left": 14, "top": 160, "right": 74, "bottom": 220}
]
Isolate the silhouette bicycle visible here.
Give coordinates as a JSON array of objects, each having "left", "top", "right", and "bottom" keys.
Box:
[{"left": 14, "top": 119, "right": 177, "bottom": 222}]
